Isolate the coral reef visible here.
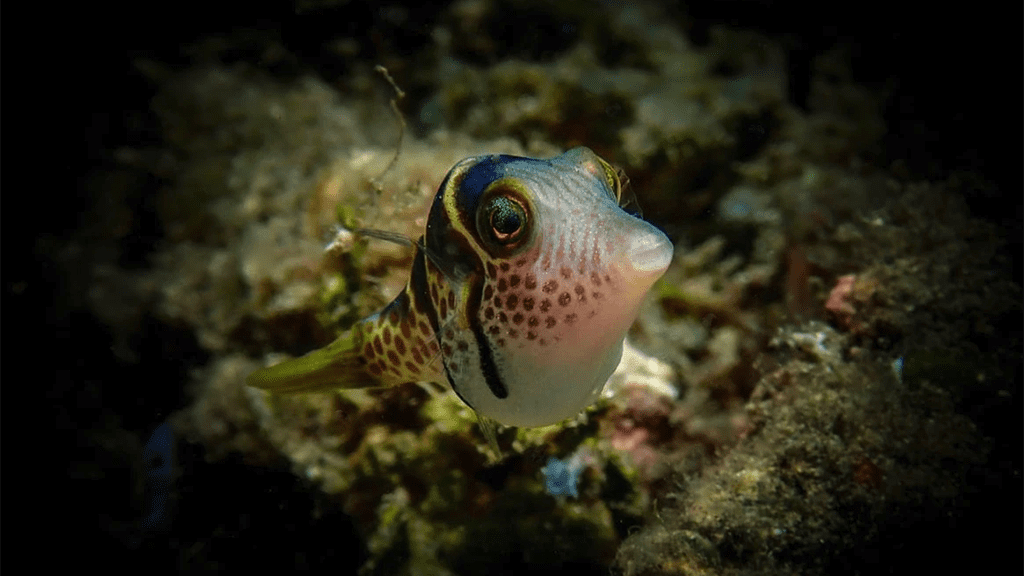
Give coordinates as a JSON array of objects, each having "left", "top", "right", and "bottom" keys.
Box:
[
  {"left": 39, "top": 0, "right": 1020, "bottom": 574},
  {"left": 614, "top": 178, "right": 1021, "bottom": 574}
]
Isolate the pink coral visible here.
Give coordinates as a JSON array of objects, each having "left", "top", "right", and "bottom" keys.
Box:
[
  {"left": 825, "top": 274, "right": 857, "bottom": 326},
  {"left": 605, "top": 384, "right": 673, "bottom": 477}
]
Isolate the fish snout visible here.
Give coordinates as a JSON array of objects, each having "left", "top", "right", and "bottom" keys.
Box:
[{"left": 620, "top": 223, "right": 673, "bottom": 281}]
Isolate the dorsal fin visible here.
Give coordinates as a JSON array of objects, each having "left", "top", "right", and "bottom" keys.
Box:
[
  {"left": 354, "top": 227, "right": 415, "bottom": 248},
  {"left": 353, "top": 227, "right": 459, "bottom": 284},
  {"left": 615, "top": 168, "right": 644, "bottom": 218}
]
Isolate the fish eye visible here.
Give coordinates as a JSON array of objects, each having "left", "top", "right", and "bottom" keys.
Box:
[
  {"left": 485, "top": 195, "right": 524, "bottom": 240},
  {"left": 476, "top": 181, "right": 533, "bottom": 254},
  {"left": 486, "top": 195, "right": 527, "bottom": 243}
]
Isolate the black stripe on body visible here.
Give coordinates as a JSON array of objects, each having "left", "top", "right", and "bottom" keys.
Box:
[
  {"left": 412, "top": 244, "right": 477, "bottom": 408},
  {"left": 464, "top": 271, "right": 509, "bottom": 400},
  {"left": 419, "top": 241, "right": 509, "bottom": 402},
  {"left": 409, "top": 244, "right": 436, "bottom": 330},
  {"left": 427, "top": 164, "right": 511, "bottom": 402}
]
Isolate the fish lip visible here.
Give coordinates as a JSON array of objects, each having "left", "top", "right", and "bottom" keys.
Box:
[{"left": 626, "top": 228, "right": 673, "bottom": 275}]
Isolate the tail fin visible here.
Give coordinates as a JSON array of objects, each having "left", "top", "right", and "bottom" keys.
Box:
[{"left": 247, "top": 329, "right": 379, "bottom": 393}]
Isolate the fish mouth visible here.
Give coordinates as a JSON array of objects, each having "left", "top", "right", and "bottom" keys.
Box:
[{"left": 626, "top": 227, "right": 673, "bottom": 275}]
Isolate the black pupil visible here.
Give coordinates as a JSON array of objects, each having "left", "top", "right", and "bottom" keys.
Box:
[{"left": 490, "top": 197, "right": 522, "bottom": 237}]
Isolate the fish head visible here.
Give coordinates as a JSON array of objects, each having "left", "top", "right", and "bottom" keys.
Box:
[{"left": 425, "top": 147, "right": 673, "bottom": 427}]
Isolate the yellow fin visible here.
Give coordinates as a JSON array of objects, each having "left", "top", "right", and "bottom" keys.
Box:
[
  {"left": 476, "top": 415, "right": 502, "bottom": 459},
  {"left": 247, "top": 330, "right": 379, "bottom": 394}
]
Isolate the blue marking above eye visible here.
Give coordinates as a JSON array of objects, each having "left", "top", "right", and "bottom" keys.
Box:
[
  {"left": 455, "top": 154, "right": 562, "bottom": 214},
  {"left": 455, "top": 155, "right": 509, "bottom": 215}
]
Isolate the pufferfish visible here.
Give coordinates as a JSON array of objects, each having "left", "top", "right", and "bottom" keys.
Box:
[{"left": 248, "top": 147, "right": 673, "bottom": 428}]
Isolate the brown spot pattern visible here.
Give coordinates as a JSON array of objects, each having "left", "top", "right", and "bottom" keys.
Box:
[{"left": 477, "top": 250, "right": 617, "bottom": 351}]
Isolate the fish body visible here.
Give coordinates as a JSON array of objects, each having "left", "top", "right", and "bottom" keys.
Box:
[{"left": 249, "top": 147, "right": 673, "bottom": 427}]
